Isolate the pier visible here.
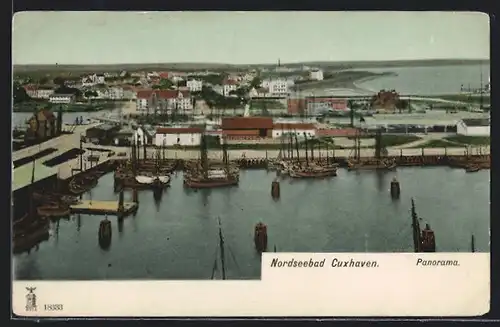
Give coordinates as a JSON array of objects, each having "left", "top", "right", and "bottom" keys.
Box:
[{"left": 69, "top": 200, "right": 138, "bottom": 216}]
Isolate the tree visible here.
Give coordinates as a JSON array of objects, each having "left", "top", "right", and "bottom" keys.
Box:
[
  {"left": 38, "top": 77, "right": 49, "bottom": 85},
  {"left": 84, "top": 90, "right": 98, "bottom": 102},
  {"left": 13, "top": 82, "right": 31, "bottom": 104},
  {"left": 250, "top": 77, "right": 262, "bottom": 89},
  {"left": 53, "top": 76, "right": 66, "bottom": 86}
]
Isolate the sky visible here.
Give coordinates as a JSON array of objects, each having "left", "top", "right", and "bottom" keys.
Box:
[{"left": 12, "top": 11, "right": 490, "bottom": 65}]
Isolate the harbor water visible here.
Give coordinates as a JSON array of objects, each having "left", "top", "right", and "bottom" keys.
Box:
[{"left": 13, "top": 167, "right": 490, "bottom": 280}]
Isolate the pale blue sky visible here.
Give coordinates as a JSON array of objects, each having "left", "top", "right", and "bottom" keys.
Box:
[{"left": 12, "top": 11, "right": 490, "bottom": 65}]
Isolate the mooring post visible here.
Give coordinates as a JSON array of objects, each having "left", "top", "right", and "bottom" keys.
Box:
[
  {"left": 118, "top": 189, "right": 124, "bottom": 213},
  {"left": 132, "top": 188, "right": 138, "bottom": 204}
]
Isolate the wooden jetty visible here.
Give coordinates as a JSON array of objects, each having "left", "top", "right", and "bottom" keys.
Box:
[{"left": 70, "top": 200, "right": 137, "bottom": 216}]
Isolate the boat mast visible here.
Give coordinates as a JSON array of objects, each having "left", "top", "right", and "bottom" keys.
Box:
[
  {"left": 411, "top": 198, "right": 421, "bottom": 252},
  {"left": 200, "top": 133, "right": 209, "bottom": 179},
  {"left": 303, "top": 132, "right": 309, "bottom": 166},
  {"left": 294, "top": 132, "right": 301, "bottom": 167},
  {"left": 217, "top": 217, "right": 226, "bottom": 280}
]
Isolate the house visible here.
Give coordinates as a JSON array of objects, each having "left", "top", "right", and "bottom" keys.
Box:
[
  {"left": 186, "top": 79, "right": 203, "bottom": 92},
  {"left": 221, "top": 117, "right": 274, "bottom": 140},
  {"left": 108, "top": 86, "right": 124, "bottom": 100},
  {"left": 456, "top": 118, "right": 490, "bottom": 136},
  {"left": 156, "top": 90, "right": 193, "bottom": 115},
  {"left": 136, "top": 90, "right": 156, "bottom": 114},
  {"left": 122, "top": 86, "right": 137, "bottom": 100},
  {"left": 261, "top": 79, "right": 289, "bottom": 97},
  {"left": 287, "top": 97, "right": 307, "bottom": 115},
  {"left": 81, "top": 73, "right": 105, "bottom": 86},
  {"left": 309, "top": 69, "right": 324, "bottom": 81},
  {"left": 26, "top": 108, "right": 58, "bottom": 140},
  {"left": 154, "top": 127, "right": 204, "bottom": 147},
  {"left": 212, "top": 85, "right": 224, "bottom": 96},
  {"left": 249, "top": 87, "right": 270, "bottom": 98},
  {"left": 133, "top": 126, "right": 154, "bottom": 145},
  {"left": 272, "top": 122, "right": 316, "bottom": 138},
  {"left": 49, "top": 94, "right": 76, "bottom": 104},
  {"left": 306, "top": 97, "right": 348, "bottom": 115},
  {"left": 113, "top": 127, "right": 135, "bottom": 146},
  {"left": 222, "top": 79, "right": 238, "bottom": 96},
  {"left": 23, "top": 85, "right": 55, "bottom": 99},
  {"left": 85, "top": 124, "right": 121, "bottom": 145},
  {"left": 136, "top": 89, "right": 193, "bottom": 115}
]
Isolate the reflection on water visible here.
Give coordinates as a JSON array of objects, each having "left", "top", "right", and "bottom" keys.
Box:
[{"left": 13, "top": 168, "right": 490, "bottom": 280}]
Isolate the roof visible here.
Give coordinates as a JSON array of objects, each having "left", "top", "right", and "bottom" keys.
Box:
[
  {"left": 274, "top": 123, "right": 316, "bottom": 130},
  {"left": 156, "top": 90, "right": 190, "bottom": 99},
  {"left": 137, "top": 90, "right": 154, "bottom": 99},
  {"left": 223, "top": 130, "right": 260, "bottom": 136},
  {"left": 156, "top": 127, "right": 204, "bottom": 134},
  {"left": 89, "top": 124, "right": 118, "bottom": 132},
  {"left": 12, "top": 162, "right": 58, "bottom": 192},
  {"left": 50, "top": 93, "right": 75, "bottom": 97},
  {"left": 461, "top": 118, "right": 490, "bottom": 127},
  {"left": 221, "top": 117, "right": 274, "bottom": 130},
  {"left": 316, "top": 128, "right": 358, "bottom": 137},
  {"left": 223, "top": 79, "right": 238, "bottom": 85}
]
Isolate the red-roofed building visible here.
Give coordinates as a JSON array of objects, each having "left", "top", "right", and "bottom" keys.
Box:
[
  {"left": 135, "top": 89, "right": 193, "bottom": 114},
  {"left": 159, "top": 72, "right": 170, "bottom": 79},
  {"left": 154, "top": 127, "right": 205, "bottom": 146},
  {"left": 221, "top": 117, "right": 273, "bottom": 140},
  {"left": 23, "top": 84, "right": 55, "bottom": 99},
  {"left": 222, "top": 78, "right": 239, "bottom": 95}
]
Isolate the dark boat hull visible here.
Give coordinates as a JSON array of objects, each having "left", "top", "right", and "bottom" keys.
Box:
[
  {"left": 290, "top": 168, "right": 337, "bottom": 178},
  {"left": 184, "top": 178, "right": 239, "bottom": 189}
]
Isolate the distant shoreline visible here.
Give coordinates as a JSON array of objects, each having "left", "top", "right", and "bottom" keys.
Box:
[{"left": 13, "top": 59, "right": 489, "bottom": 73}]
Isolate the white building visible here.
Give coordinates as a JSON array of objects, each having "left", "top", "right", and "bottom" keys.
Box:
[
  {"left": 136, "top": 90, "right": 193, "bottom": 115},
  {"left": 49, "top": 94, "right": 76, "bottom": 104},
  {"left": 136, "top": 90, "right": 154, "bottom": 113},
  {"left": 271, "top": 122, "right": 316, "bottom": 138},
  {"left": 222, "top": 79, "right": 238, "bottom": 96},
  {"left": 186, "top": 79, "right": 203, "bottom": 92},
  {"left": 156, "top": 90, "right": 193, "bottom": 114},
  {"left": 81, "top": 74, "right": 105, "bottom": 86},
  {"left": 24, "top": 85, "right": 55, "bottom": 99},
  {"left": 309, "top": 70, "right": 324, "bottom": 81},
  {"left": 108, "top": 86, "right": 124, "bottom": 100},
  {"left": 456, "top": 118, "right": 490, "bottom": 136},
  {"left": 261, "top": 79, "right": 289, "bottom": 96},
  {"left": 212, "top": 85, "right": 224, "bottom": 96},
  {"left": 154, "top": 127, "right": 204, "bottom": 146}
]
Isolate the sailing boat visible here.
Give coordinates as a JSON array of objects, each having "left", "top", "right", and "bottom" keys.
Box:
[
  {"left": 289, "top": 132, "right": 337, "bottom": 178},
  {"left": 13, "top": 159, "right": 51, "bottom": 254},
  {"left": 184, "top": 133, "right": 239, "bottom": 188},
  {"left": 135, "top": 148, "right": 171, "bottom": 186},
  {"left": 347, "top": 129, "right": 396, "bottom": 171}
]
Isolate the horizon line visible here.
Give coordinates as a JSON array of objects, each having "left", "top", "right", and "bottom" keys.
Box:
[{"left": 13, "top": 58, "right": 490, "bottom": 67}]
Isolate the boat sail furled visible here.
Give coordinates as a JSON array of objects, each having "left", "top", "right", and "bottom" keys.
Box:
[
  {"left": 184, "top": 132, "right": 239, "bottom": 189},
  {"left": 288, "top": 132, "right": 337, "bottom": 178}
]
